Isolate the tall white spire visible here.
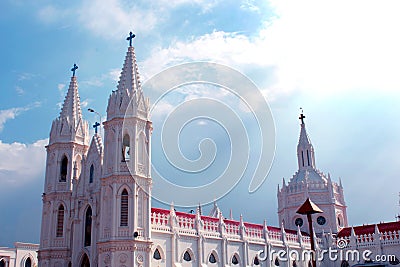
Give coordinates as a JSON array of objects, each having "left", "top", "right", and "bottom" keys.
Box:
[
  {"left": 297, "top": 111, "right": 316, "bottom": 170},
  {"left": 60, "top": 76, "right": 83, "bottom": 123},
  {"left": 107, "top": 33, "right": 149, "bottom": 120},
  {"left": 49, "top": 66, "right": 89, "bottom": 145}
]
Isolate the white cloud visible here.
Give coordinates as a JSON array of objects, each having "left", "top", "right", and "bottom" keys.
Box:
[
  {"left": 0, "top": 102, "right": 41, "bottom": 132},
  {"left": 77, "top": 0, "right": 158, "bottom": 39},
  {"left": 37, "top": 5, "right": 69, "bottom": 24},
  {"left": 109, "top": 68, "right": 121, "bottom": 82},
  {"left": 240, "top": 0, "right": 260, "bottom": 13},
  {"left": 81, "top": 99, "right": 90, "bottom": 108},
  {"left": 0, "top": 139, "right": 47, "bottom": 186},
  {"left": 15, "top": 86, "right": 24, "bottom": 95},
  {"left": 139, "top": 0, "right": 400, "bottom": 101}
]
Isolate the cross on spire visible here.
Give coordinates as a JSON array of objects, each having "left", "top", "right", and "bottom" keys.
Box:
[
  {"left": 71, "top": 64, "right": 78, "bottom": 77},
  {"left": 126, "top": 31, "right": 136, "bottom": 47},
  {"left": 93, "top": 122, "right": 100, "bottom": 134},
  {"left": 299, "top": 108, "right": 306, "bottom": 125}
]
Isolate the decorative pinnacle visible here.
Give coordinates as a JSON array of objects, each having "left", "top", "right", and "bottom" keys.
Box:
[
  {"left": 71, "top": 64, "right": 78, "bottom": 77},
  {"left": 126, "top": 31, "right": 136, "bottom": 47}
]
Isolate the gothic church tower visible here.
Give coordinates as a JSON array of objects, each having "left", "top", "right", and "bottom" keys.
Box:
[
  {"left": 97, "top": 34, "right": 153, "bottom": 267},
  {"left": 38, "top": 68, "right": 90, "bottom": 266},
  {"left": 277, "top": 112, "right": 348, "bottom": 234}
]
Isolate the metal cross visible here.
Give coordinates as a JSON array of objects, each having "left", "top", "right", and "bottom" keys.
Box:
[
  {"left": 93, "top": 122, "right": 100, "bottom": 134},
  {"left": 71, "top": 64, "right": 78, "bottom": 77},
  {"left": 299, "top": 108, "right": 306, "bottom": 124},
  {"left": 126, "top": 31, "right": 136, "bottom": 47}
]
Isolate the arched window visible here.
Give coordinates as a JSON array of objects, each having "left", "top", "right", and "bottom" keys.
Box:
[
  {"left": 60, "top": 156, "right": 68, "bottom": 182},
  {"left": 0, "top": 260, "right": 5, "bottom": 267},
  {"left": 209, "top": 253, "right": 217, "bottom": 263},
  {"left": 306, "top": 150, "right": 310, "bottom": 166},
  {"left": 25, "top": 257, "right": 32, "bottom": 267},
  {"left": 122, "top": 134, "right": 130, "bottom": 161},
  {"left": 292, "top": 260, "right": 297, "bottom": 267},
  {"left": 308, "top": 261, "right": 313, "bottom": 267},
  {"left": 153, "top": 248, "right": 162, "bottom": 260},
  {"left": 56, "top": 205, "right": 65, "bottom": 237},
  {"left": 232, "top": 255, "right": 239, "bottom": 265},
  {"left": 81, "top": 253, "right": 90, "bottom": 267},
  {"left": 89, "top": 164, "right": 94, "bottom": 183},
  {"left": 254, "top": 256, "right": 260, "bottom": 265},
  {"left": 183, "top": 251, "right": 191, "bottom": 261},
  {"left": 341, "top": 260, "right": 350, "bottom": 267},
  {"left": 68, "top": 262, "right": 72, "bottom": 267},
  {"left": 274, "top": 257, "right": 280, "bottom": 266},
  {"left": 120, "top": 189, "right": 128, "bottom": 226},
  {"left": 84, "top": 206, "right": 92, "bottom": 246}
]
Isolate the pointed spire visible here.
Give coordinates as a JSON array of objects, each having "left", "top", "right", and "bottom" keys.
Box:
[
  {"left": 350, "top": 226, "right": 356, "bottom": 236},
  {"left": 107, "top": 33, "right": 149, "bottom": 120},
  {"left": 374, "top": 224, "right": 380, "bottom": 234},
  {"left": 49, "top": 65, "right": 89, "bottom": 145},
  {"left": 229, "top": 208, "right": 233, "bottom": 220},
  {"left": 209, "top": 200, "right": 221, "bottom": 218},
  {"left": 60, "top": 75, "right": 83, "bottom": 123},
  {"left": 170, "top": 202, "right": 176, "bottom": 216},
  {"left": 117, "top": 44, "right": 142, "bottom": 94},
  {"left": 297, "top": 109, "right": 316, "bottom": 170}
]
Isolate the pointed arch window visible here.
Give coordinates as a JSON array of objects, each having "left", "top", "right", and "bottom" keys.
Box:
[
  {"left": 183, "top": 251, "right": 192, "bottom": 261},
  {"left": 274, "top": 258, "right": 280, "bottom": 266},
  {"left": 306, "top": 150, "right": 310, "bottom": 166},
  {"left": 81, "top": 253, "right": 90, "bottom": 267},
  {"left": 60, "top": 156, "right": 68, "bottom": 182},
  {"left": 232, "top": 255, "right": 239, "bottom": 265},
  {"left": 254, "top": 256, "right": 260, "bottom": 265},
  {"left": 301, "top": 151, "right": 305, "bottom": 167},
  {"left": 89, "top": 164, "right": 94, "bottom": 183},
  {"left": 56, "top": 204, "right": 65, "bottom": 237},
  {"left": 153, "top": 248, "right": 162, "bottom": 260},
  {"left": 84, "top": 206, "right": 92, "bottom": 247},
  {"left": 0, "top": 260, "right": 5, "bottom": 267},
  {"left": 341, "top": 260, "right": 350, "bottom": 267},
  {"left": 292, "top": 260, "right": 297, "bottom": 267},
  {"left": 122, "top": 134, "right": 130, "bottom": 161},
  {"left": 120, "top": 189, "right": 128, "bottom": 226},
  {"left": 25, "top": 258, "right": 32, "bottom": 267},
  {"left": 209, "top": 253, "right": 217, "bottom": 263}
]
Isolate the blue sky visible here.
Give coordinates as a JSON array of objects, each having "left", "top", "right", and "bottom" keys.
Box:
[{"left": 1, "top": 0, "right": 400, "bottom": 246}]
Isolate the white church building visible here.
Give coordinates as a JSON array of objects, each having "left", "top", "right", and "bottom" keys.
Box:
[{"left": 33, "top": 36, "right": 400, "bottom": 267}]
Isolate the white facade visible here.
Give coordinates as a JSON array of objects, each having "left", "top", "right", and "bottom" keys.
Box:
[
  {"left": 36, "top": 39, "right": 400, "bottom": 267},
  {"left": 0, "top": 242, "right": 38, "bottom": 267},
  {"left": 37, "top": 42, "right": 315, "bottom": 267}
]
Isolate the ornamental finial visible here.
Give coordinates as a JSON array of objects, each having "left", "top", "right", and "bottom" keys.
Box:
[
  {"left": 299, "top": 107, "right": 305, "bottom": 125},
  {"left": 71, "top": 64, "right": 78, "bottom": 77},
  {"left": 126, "top": 31, "right": 136, "bottom": 47}
]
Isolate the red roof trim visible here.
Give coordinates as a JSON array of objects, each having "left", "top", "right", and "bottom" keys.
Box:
[
  {"left": 150, "top": 207, "right": 306, "bottom": 235},
  {"left": 338, "top": 221, "right": 400, "bottom": 237}
]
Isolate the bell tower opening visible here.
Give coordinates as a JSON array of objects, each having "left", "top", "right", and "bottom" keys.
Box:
[{"left": 60, "top": 156, "right": 68, "bottom": 182}]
